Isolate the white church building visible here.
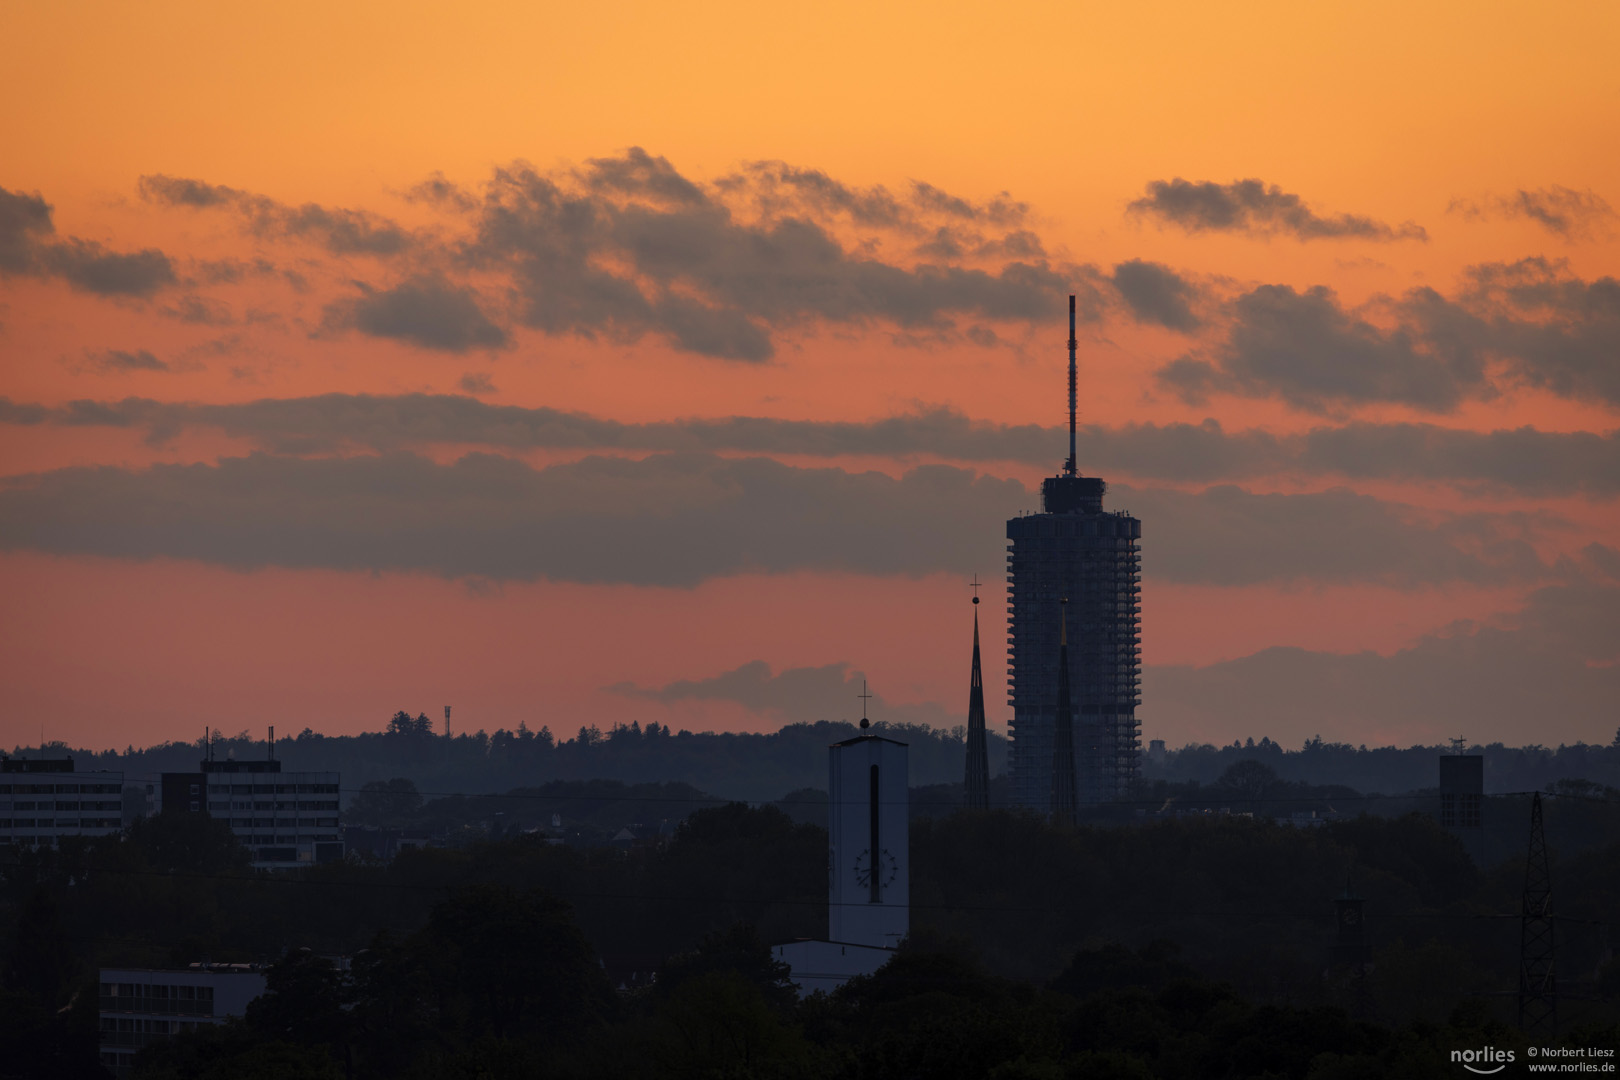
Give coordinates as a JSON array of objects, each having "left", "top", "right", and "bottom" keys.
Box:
[{"left": 773, "top": 717, "right": 909, "bottom": 995}]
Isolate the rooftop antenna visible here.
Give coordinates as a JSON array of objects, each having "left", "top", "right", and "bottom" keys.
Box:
[
  {"left": 1450, "top": 736, "right": 1468, "bottom": 753},
  {"left": 1066, "top": 294, "right": 1078, "bottom": 477},
  {"left": 444, "top": 705, "right": 452, "bottom": 738},
  {"left": 858, "top": 681, "right": 873, "bottom": 731},
  {"left": 268, "top": 726, "right": 275, "bottom": 761}
]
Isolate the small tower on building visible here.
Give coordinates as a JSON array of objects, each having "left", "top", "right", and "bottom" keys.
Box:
[
  {"left": 1438, "top": 745, "right": 1485, "bottom": 862},
  {"left": 964, "top": 584, "right": 990, "bottom": 811}
]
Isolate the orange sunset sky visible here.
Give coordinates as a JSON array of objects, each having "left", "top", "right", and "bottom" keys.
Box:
[{"left": 2, "top": 0, "right": 1618, "bottom": 752}]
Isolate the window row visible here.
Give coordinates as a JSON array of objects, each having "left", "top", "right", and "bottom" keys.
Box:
[{"left": 0, "top": 818, "right": 122, "bottom": 829}]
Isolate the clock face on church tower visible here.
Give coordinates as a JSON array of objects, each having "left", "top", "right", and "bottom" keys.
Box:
[{"left": 853, "top": 848, "right": 897, "bottom": 891}]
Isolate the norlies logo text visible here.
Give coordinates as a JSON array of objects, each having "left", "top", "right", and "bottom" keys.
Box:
[{"left": 1454, "top": 1047, "right": 1517, "bottom": 1075}]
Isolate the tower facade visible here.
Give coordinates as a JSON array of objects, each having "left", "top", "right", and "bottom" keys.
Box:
[
  {"left": 827, "top": 729, "right": 909, "bottom": 948},
  {"left": 1050, "top": 602, "right": 1077, "bottom": 824},
  {"left": 1005, "top": 296, "right": 1142, "bottom": 810}
]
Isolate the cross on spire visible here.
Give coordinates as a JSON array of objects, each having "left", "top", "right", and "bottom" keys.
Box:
[
  {"left": 858, "top": 680, "right": 873, "bottom": 730},
  {"left": 969, "top": 574, "right": 982, "bottom": 605}
]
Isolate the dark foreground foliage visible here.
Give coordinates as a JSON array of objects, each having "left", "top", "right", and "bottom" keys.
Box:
[{"left": 2, "top": 802, "right": 1618, "bottom": 1078}]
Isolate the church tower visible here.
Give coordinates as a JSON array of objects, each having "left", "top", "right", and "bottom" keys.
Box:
[
  {"left": 774, "top": 690, "right": 910, "bottom": 994},
  {"left": 827, "top": 704, "right": 909, "bottom": 948},
  {"left": 964, "top": 589, "right": 990, "bottom": 810}
]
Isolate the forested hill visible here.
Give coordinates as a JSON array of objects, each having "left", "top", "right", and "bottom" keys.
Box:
[
  {"left": 40, "top": 718, "right": 1010, "bottom": 804},
  {"left": 1144, "top": 734, "right": 1620, "bottom": 793},
  {"left": 22, "top": 718, "right": 1619, "bottom": 805}
]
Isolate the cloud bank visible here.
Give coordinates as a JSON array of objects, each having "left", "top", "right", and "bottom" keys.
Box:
[
  {"left": 1160, "top": 260, "right": 1620, "bottom": 411},
  {"left": 1449, "top": 186, "right": 1615, "bottom": 240},
  {"left": 612, "top": 659, "right": 956, "bottom": 729},
  {"left": 1, "top": 185, "right": 175, "bottom": 296},
  {"left": 1147, "top": 578, "right": 1620, "bottom": 746},
  {"left": 1129, "top": 178, "right": 1427, "bottom": 242},
  {"left": 0, "top": 452, "right": 1570, "bottom": 589},
  {"left": 5, "top": 394, "right": 1616, "bottom": 497}
]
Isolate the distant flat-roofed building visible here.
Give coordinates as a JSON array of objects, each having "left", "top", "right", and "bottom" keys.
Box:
[
  {"left": 98, "top": 964, "right": 267, "bottom": 1079},
  {"left": 0, "top": 755, "right": 125, "bottom": 847},
  {"left": 162, "top": 746, "right": 343, "bottom": 869}
]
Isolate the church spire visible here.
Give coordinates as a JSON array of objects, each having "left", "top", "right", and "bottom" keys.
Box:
[
  {"left": 964, "top": 580, "right": 990, "bottom": 810},
  {"left": 1051, "top": 599, "right": 1077, "bottom": 825}
]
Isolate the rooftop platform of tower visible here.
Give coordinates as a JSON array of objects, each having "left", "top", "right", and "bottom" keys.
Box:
[{"left": 1040, "top": 474, "right": 1107, "bottom": 515}]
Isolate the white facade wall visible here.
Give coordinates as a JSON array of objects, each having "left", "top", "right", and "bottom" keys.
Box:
[{"left": 827, "top": 735, "right": 909, "bottom": 949}]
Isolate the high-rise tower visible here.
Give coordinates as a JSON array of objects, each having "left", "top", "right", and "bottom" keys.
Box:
[
  {"left": 963, "top": 588, "right": 990, "bottom": 810},
  {"left": 1005, "top": 295, "right": 1142, "bottom": 809}
]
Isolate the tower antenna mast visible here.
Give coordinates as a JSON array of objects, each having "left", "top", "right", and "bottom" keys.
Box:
[{"left": 1066, "top": 294, "right": 1078, "bottom": 477}]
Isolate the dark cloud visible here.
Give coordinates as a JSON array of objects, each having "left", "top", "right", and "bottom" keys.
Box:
[
  {"left": 1457, "top": 258, "right": 1620, "bottom": 406},
  {"left": 132, "top": 156, "right": 1094, "bottom": 360},
  {"left": 582, "top": 146, "right": 708, "bottom": 206},
  {"left": 1146, "top": 579, "right": 1620, "bottom": 747},
  {"left": 458, "top": 372, "right": 496, "bottom": 395},
  {"left": 461, "top": 154, "right": 1079, "bottom": 360},
  {"left": 1448, "top": 186, "right": 1615, "bottom": 240},
  {"left": 0, "top": 452, "right": 1566, "bottom": 589},
  {"left": 0, "top": 184, "right": 175, "bottom": 296},
  {"left": 0, "top": 452, "right": 1022, "bottom": 586},
  {"left": 1117, "top": 483, "right": 1551, "bottom": 588},
  {"left": 1110, "top": 259, "right": 1201, "bottom": 331},
  {"left": 1287, "top": 421, "right": 1620, "bottom": 497},
  {"left": 41, "top": 241, "right": 176, "bottom": 296},
  {"left": 162, "top": 295, "right": 233, "bottom": 325},
  {"left": 611, "top": 660, "right": 955, "bottom": 728},
  {"left": 195, "top": 258, "right": 278, "bottom": 284},
  {"left": 727, "top": 162, "right": 1028, "bottom": 231},
  {"left": 1130, "top": 178, "right": 1427, "bottom": 242},
  {"left": 406, "top": 172, "right": 478, "bottom": 212},
  {"left": 5, "top": 393, "right": 1618, "bottom": 497},
  {"left": 1159, "top": 260, "right": 1620, "bottom": 412},
  {"left": 1161, "top": 283, "right": 1488, "bottom": 413},
  {"left": 139, "top": 173, "right": 409, "bottom": 256},
  {"left": 326, "top": 275, "right": 507, "bottom": 352},
  {"left": 0, "top": 186, "right": 54, "bottom": 271},
  {"left": 82, "top": 349, "right": 170, "bottom": 374}
]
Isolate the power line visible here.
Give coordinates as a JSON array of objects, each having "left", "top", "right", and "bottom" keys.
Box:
[{"left": 327, "top": 785, "right": 1620, "bottom": 808}]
